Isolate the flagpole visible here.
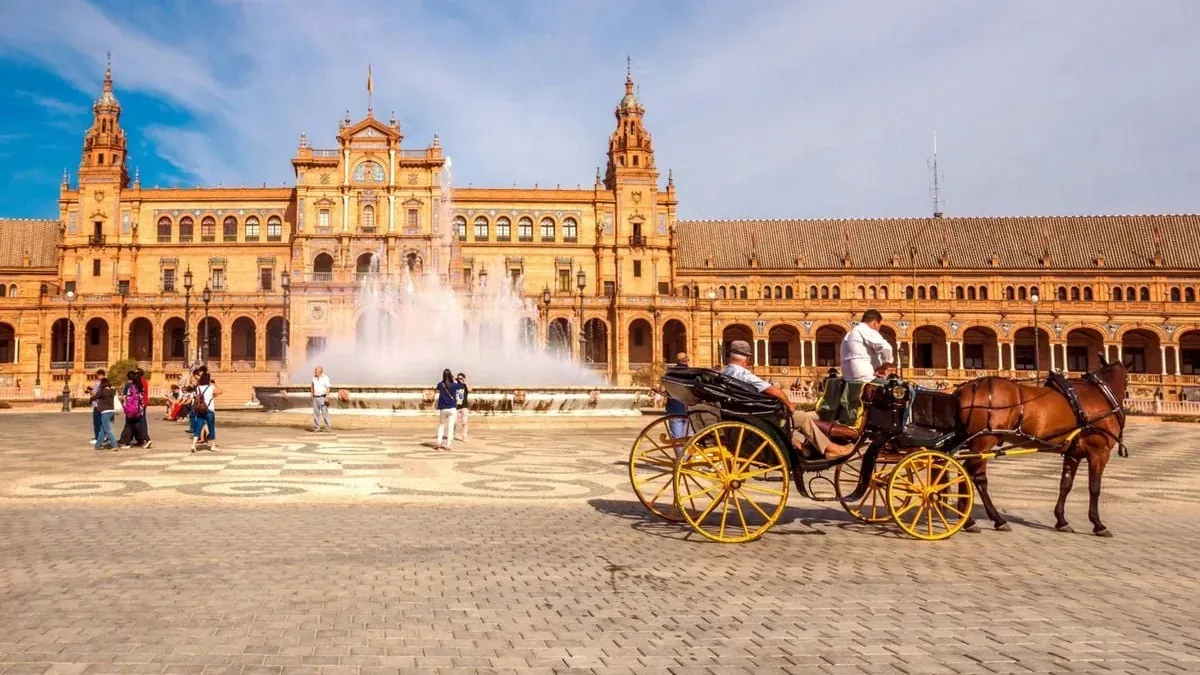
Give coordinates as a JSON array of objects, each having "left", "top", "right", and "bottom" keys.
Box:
[{"left": 367, "top": 64, "right": 373, "bottom": 116}]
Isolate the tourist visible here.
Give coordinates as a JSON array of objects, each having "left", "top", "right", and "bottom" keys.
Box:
[
  {"left": 90, "top": 377, "right": 118, "bottom": 450},
  {"left": 665, "top": 352, "right": 690, "bottom": 438},
  {"left": 434, "top": 369, "right": 462, "bottom": 450},
  {"left": 841, "top": 309, "right": 894, "bottom": 383},
  {"left": 165, "top": 384, "right": 182, "bottom": 420},
  {"left": 721, "top": 340, "right": 852, "bottom": 459},
  {"left": 88, "top": 367, "right": 106, "bottom": 446},
  {"left": 117, "top": 370, "right": 151, "bottom": 449},
  {"left": 311, "top": 365, "right": 332, "bottom": 432},
  {"left": 454, "top": 372, "right": 470, "bottom": 442},
  {"left": 190, "top": 371, "right": 219, "bottom": 452}
]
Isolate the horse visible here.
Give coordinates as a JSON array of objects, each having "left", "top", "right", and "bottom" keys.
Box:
[{"left": 952, "top": 359, "right": 1128, "bottom": 536}]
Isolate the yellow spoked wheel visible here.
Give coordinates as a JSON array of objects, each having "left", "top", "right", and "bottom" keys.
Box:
[
  {"left": 834, "top": 451, "right": 899, "bottom": 524},
  {"left": 628, "top": 414, "right": 695, "bottom": 521},
  {"left": 673, "top": 422, "right": 789, "bottom": 543},
  {"left": 886, "top": 450, "right": 974, "bottom": 541}
]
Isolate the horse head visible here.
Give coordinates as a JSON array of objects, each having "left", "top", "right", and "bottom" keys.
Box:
[{"left": 1093, "top": 357, "right": 1128, "bottom": 402}]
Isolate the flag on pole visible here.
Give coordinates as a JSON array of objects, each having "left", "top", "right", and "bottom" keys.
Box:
[{"left": 367, "top": 64, "right": 373, "bottom": 95}]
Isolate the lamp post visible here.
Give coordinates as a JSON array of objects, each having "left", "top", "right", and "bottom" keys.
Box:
[
  {"left": 576, "top": 269, "right": 587, "bottom": 362},
  {"left": 706, "top": 289, "right": 717, "bottom": 367},
  {"left": 61, "top": 289, "right": 76, "bottom": 412},
  {"left": 201, "top": 284, "right": 212, "bottom": 367},
  {"left": 1031, "top": 290, "right": 1041, "bottom": 380},
  {"left": 479, "top": 268, "right": 488, "bottom": 290},
  {"left": 35, "top": 342, "right": 42, "bottom": 397},
  {"left": 540, "top": 285, "right": 552, "bottom": 349},
  {"left": 280, "top": 270, "right": 291, "bottom": 382},
  {"left": 183, "top": 267, "right": 194, "bottom": 369}
]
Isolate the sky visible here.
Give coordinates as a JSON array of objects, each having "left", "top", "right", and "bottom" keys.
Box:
[{"left": 0, "top": 0, "right": 1198, "bottom": 221}]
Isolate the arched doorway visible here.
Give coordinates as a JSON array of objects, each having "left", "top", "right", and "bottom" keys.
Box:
[
  {"left": 162, "top": 317, "right": 186, "bottom": 361},
  {"left": 266, "top": 317, "right": 285, "bottom": 361},
  {"left": 356, "top": 252, "right": 378, "bottom": 280},
  {"left": 548, "top": 317, "right": 571, "bottom": 358},
  {"left": 197, "top": 318, "right": 222, "bottom": 362},
  {"left": 128, "top": 318, "right": 153, "bottom": 361},
  {"left": 1180, "top": 330, "right": 1200, "bottom": 375},
  {"left": 627, "top": 318, "right": 653, "bottom": 368},
  {"left": 313, "top": 252, "right": 334, "bottom": 281},
  {"left": 83, "top": 318, "right": 109, "bottom": 366},
  {"left": 961, "top": 326, "right": 999, "bottom": 371},
  {"left": 0, "top": 322, "right": 14, "bottom": 363},
  {"left": 1012, "top": 327, "right": 1050, "bottom": 373},
  {"left": 661, "top": 319, "right": 687, "bottom": 363},
  {"left": 584, "top": 318, "right": 609, "bottom": 365},
  {"left": 1064, "top": 328, "right": 1104, "bottom": 373},
  {"left": 814, "top": 325, "right": 845, "bottom": 368},
  {"left": 721, "top": 323, "right": 754, "bottom": 365},
  {"left": 767, "top": 324, "right": 800, "bottom": 367},
  {"left": 50, "top": 318, "right": 75, "bottom": 365},
  {"left": 879, "top": 326, "right": 899, "bottom": 364},
  {"left": 912, "top": 325, "right": 948, "bottom": 370},
  {"left": 231, "top": 317, "right": 257, "bottom": 364},
  {"left": 1121, "top": 329, "right": 1161, "bottom": 374}
]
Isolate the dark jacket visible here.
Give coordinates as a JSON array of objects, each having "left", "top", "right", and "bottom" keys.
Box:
[{"left": 92, "top": 386, "right": 116, "bottom": 413}]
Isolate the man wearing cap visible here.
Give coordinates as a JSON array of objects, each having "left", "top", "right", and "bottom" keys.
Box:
[
  {"left": 721, "top": 340, "right": 853, "bottom": 459},
  {"left": 841, "top": 309, "right": 894, "bottom": 382}
]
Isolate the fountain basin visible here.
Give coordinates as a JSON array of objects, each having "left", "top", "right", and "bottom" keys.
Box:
[{"left": 254, "top": 385, "right": 652, "bottom": 417}]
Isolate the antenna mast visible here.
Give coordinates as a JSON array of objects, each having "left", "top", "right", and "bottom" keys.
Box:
[{"left": 927, "top": 132, "right": 944, "bottom": 217}]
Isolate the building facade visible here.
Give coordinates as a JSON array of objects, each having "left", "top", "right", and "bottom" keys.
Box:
[{"left": 2, "top": 61, "right": 1200, "bottom": 400}]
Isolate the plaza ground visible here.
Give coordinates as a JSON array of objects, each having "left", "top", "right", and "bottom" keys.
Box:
[{"left": 1, "top": 413, "right": 1198, "bottom": 674}]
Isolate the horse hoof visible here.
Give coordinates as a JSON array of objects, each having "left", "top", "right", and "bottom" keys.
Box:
[
  {"left": 1055, "top": 524, "right": 1075, "bottom": 534},
  {"left": 995, "top": 523, "right": 1012, "bottom": 532},
  {"left": 1095, "top": 528, "right": 1114, "bottom": 538},
  {"left": 964, "top": 524, "right": 981, "bottom": 534}
]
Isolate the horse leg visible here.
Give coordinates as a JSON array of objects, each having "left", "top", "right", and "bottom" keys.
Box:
[
  {"left": 962, "top": 459, "right": 981, "bottom": 534},
  {"left": 1086, "top": 446, "right": 1114, "bottom": 537},
  {"left": 1053, "top": 455, "right": 1081, "bottom": 533},
  {"left": 972, "top": 461, "right": 1010, "bottom": 531}
]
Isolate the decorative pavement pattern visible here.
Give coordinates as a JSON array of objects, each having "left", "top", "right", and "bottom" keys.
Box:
[{"left": 0, "top": 413, "right": 1198, "bottom": 674}]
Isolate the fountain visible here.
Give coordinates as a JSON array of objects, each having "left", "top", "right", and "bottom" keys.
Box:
[{"left": 254, "top": 158, "right": 649, "bottom": 417}]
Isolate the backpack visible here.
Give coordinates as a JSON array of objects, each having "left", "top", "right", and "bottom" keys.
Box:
[
  {"left": 123, "top": 389, "right": 143, "bottom": 418},
  {"left": 193, "top": 386, "right": 210, "bottom": 417}
]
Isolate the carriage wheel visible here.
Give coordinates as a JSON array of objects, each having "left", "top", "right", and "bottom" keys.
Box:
[
  {"left": 834, "top": 451, "right": 899, "bottom": 524},
  {"left": 886, "top": 450, "right": 974, "bottom": 541},
  {"left": 628, "top": 414, "right": 695, "bottom": 522},
  {"left": 672, "top": 422, "right": 789, "bottom": 543}
]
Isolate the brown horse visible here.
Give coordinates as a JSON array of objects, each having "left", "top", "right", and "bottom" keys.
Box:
[{"left": 953, "top": 360, "right": 1128, "bottom": 537}]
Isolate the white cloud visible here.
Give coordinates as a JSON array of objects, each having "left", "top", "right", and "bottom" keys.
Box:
[{"left": 1, "top": 0, "right": 1197, "bottom": 218}]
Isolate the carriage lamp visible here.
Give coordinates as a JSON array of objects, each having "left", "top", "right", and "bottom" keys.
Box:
[
  {"left": 541, "top": 286, "right": 551, "bottom": 307},
  {"left": 576, "top": 269, "right": 586, "bottom": 292}
]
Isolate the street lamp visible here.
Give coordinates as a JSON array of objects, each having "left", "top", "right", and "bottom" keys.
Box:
[
  {"left": 61, "top": 289, "right": 76, "bottom": 412},
  {"left": 183, "top": 267, "right": 194, "bottom": 368},
  {"left": 201, "top": 284, "right": 212, "bottom": 366},
  {"left": 280, "top": 270, "right": 291, "bottom": 382},
  {"left": 540, "top": 285, "right": 552, "bottom": 350},
  {"left": 707, "top": 289, "right": 717, "bottom": 367},
  {"left": 479, "top": 268, "right": 488, "bottom": 290},
  {"left": 576, "top": 269, "right": 587, "bottom": 362},
  {"left": 1031, "top": 289, "right": 1041, "bottom": 380},
  {"left": 35, "top": 342, "right": 42, "bottom": 396}
]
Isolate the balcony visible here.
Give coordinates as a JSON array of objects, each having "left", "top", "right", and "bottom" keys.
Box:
[
  {"left": 518, "top": 236, "right": 533, "bottom": 243},
  {"left": 88, "top": 234, "right": 106, "bottom": 246},
  {"left": 311, "top": 272, "right": 334, "bottom": 283},
  {"left": 50, "top": 361, "right": 72, "bottom": 371},
  {"left": 312, "top": 149, "right": 340, "bottom": 158},
  {"left": 630, "top": 235, "right": 646, "bottom": 247}
]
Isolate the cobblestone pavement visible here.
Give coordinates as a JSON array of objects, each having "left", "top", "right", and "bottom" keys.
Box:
[{"left": 1, "top": 413, "right": 1198, "bottom": 674}]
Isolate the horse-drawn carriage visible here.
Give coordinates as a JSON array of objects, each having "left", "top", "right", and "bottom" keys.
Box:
[{"left": 629, "top": 362, "right": 1128, "bottom": 543}]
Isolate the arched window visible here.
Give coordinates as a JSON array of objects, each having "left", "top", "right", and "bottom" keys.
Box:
[
  {"left": 352, "top": 160, "right": 385, "bottom": 183},
  {"left": 245, "top": 216, "right": 260, "bottom": 241},
  {"left": 267, "top": 216, "right": 283, "bottom": 241},
  {"left": 739, "top": 286, "right": 747, "bottom": 300},
  {"left": 361, "top": 205, "right": 376, "bottom": 232},
  {"left": 1188, "top": 288, "right": 1197, "bottom": 303},
  {"left": 929, "top": 286, "right": 938, "bottom": 300},
  {"left": 178, "top": 216, "right": 194, "bottom": 243},
  {"left": 453, "top": 216, "right": 467, "bottom": 239},
  {"left": 857, "top": 285, "right": 866, "bottom": 299},
  {"left": 1018, "top": 286, "right": 1027, "bottom": 301},
  {"left": 917, "top": 286, "right": 927, "bottom": 300},
  {"left": 979, "top": 286, "right": 987, "bottom": 300},
  {"left": 157, "top": 217, "right": 172, "bottom": 243},
  {"left": 1082, "top": 287, "right": 1092, "bottom": 301},
  {"left": 495, "top": 217, "right": 511, "bottom": 241},
  {"left": 473, "top": 216, "right": 489, "bottom": 240},
  {"left": 1170, "top": 287, "right": 1181, "bottom": 302},
  {"left": 905, "top": 286, "right": 914, "bottom": 300},
  {"left": 955, "top": 286, "right": 965, "bottom": 300},
  {"left": 820, "top": 285, "right": 829, "bottom": 300},
  {"left": 785, "top": 286, "right": 794, "bottom": 299},
  {"left": 1070, "top": 286, "right": 1081, "bottom": 301},
  {"left": 774, "top": 286, "right": 782, "bottom": 299},
  {"left": 681, "top": 286, "right": 690, "bottom": 299},
  {"left": 517, "top": 217, "right": 533, "bottom": 241},
  {"left": 7, "top": 284, "right": 15, "bottom": 297},
  {"left": 810, "top": 285, "right": 818, "bottom": 299},
  {"left": 1056, "top": 286, "right": 1067, "bottom": 301},
  {"left": 1126, "top": 286, "right": 1136, "bottom": 301},
  {"left": 540, "top": 217, "right": 555, "bottom": 240},
  {"left": 868, "top": 286, "right": 877, "bottom": 300},
  {"left": 879, "top": 286, "right": 888, "bottom": 300},
  {"left": 39, "top": 283, "right": 47, "bottom": 296},
  {"left": 832, "top": 286, "right": 841, "bottom": 299},
  {"left": 1005, "top": 286, "right": 1015, "bottom": 300},
  {"left": 762, "top": 286, "right": 772, "bottom": 300},
  {"left": 1112, "top": 287, "right": 1123, "bottom": 301},
  {"left": 718, "top": 287, "right": 727, "bottom": 300},
  {"left": 200, "top": 216, "right": 216, "bottom": 242},
  {"left": 0, "top": 285, "right": 6, "bottom": 297},
  {"left": 1140, "top": 287, "right": 1150, "bottom": 301},
  {"left": 562, "top": 217, "right": 578, "bottom": 241},
  {"left": 967, "top": 286, "right": 976, "bottom": 300},
  {"left": 222, "top": 216, "right": 237, "bottom": 242}
]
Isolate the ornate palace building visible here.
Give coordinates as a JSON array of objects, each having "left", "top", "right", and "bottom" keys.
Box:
[{"left": 2, "top": 60, "right": 1200, "bottom": 401}]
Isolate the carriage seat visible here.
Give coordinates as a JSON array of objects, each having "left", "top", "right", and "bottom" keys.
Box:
[
  {"left": 814, "top": 375, "right": 867, "bottom": 443},
  {"left": 890, "top": 426, "right": 958, "bottom": 450},
  {"left": 813, "top": 419, "right": 861, "bottom": 443}
]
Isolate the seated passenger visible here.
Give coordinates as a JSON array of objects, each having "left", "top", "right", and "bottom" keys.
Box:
[
  {"left": 720, "top": 340, "right": 853, "bottom": 459},
  {"left": 840, "top": 309, "right": 895, "bottom": 383}
]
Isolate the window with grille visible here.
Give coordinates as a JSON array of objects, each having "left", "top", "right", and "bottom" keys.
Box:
[
  {"left": 453, "top": 216, "right": 466, "bottom": 240},
  {"left": 474, "top": 217, "right": 488, "bottom": 240},
  {"left": 563, "top": 218, "right": 578, "bottom": 242},
  {"left": 407, "top": 209, "right": 418, "bottom": 231},
  {"left": 179, "top": 217, "right": 194, "bottom": 242},
  {"left": 267, "top": 216, "right": 283, "bottom": 241},
  {"left": 658, "top": 282, "right": 669, "bottom": 295},
  {"left": 92, "top": 259, "right": 101, "bottom": 276},
  {"left": 318, "top": 210, "right": 331, "bottom": 233},
  {"left": 260, "top": 267, "right": 273, "bottom": 292},
  {"left": 163, "top": 268, "right": 176, "bottom": 293},
  {"left": 157, "top": 217, "right": 172, "bottom": 242},
  {"left": 361, "top": 206, "right": 376, "bottom": 233},
  {"left": 245, "top": 217, "right": 260, "bottom": 241},
  {"left": 117, "top": 280, "right": 129, "bottom": 295},
  {"left": 223, "top": 216, "right": 238, "bottom": 242},
  {"left": 518, "top": 217, "right": 533, "bottom": 241},
  {"left": 540, "top": 218, "right": 555, "bottom": 241},
  {"left": 211, "top": 268, "right": 226, "bottom": 291},
  {"left": 201, "top": 216, "right": 216, "bottom": 242},
  {"left": 603, "top": 281, "right": 615, "bottom": 297},
  {"left": 632, "top": 260, "right": 642, "bottom": 277},
  {"left": 496, "top": 217, "right": 511, "bottom": 241},
  {"left": 557, "top": 269, "right": 571, "bottom": 293}
]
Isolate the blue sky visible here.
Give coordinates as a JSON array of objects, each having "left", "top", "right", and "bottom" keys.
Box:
[{"left": 1, "top": 0, "right": 1198, "bottom": 220}]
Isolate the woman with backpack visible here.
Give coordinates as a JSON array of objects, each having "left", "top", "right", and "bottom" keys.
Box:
[
  {"left": 190, "top": 371, "right": 220, "bottom": 453},
  {"left": 118, "top": 370, "right": 152, "bottom": 449},
  {"left": 90, "top": 378, "right": 118, "bottom": 450}
]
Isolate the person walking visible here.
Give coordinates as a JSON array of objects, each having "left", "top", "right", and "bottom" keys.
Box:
[
  {"left": 90, "top": 377, "right": 118, "bottom": 450},
  {"left": 454, "top": 372, "right": 470, "bottom": 442},
  {"left": 434, "top": 369, "right": 462, "bottom": 451},
  {"left": 310, "top": 365, "right": 332, "bottom": 432},
  {"left": 190, "top": 371, "right": 220, "bottom": 452},
  {"left": 117, "top": 370, "right": 151, "bottom": 449},
  {"left": 88, "top": 368, "right": 106, "bottom": 446}
]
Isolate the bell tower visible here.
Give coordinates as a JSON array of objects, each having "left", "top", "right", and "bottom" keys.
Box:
[
  {"left": 79, "top": 53, "right": 130, "bottom": 188},
  {"left": 604, "top": 58, "right": 657, "bottom": 190}
]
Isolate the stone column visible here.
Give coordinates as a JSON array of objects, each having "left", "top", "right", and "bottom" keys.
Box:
[
  {"left": 254, "top": 318, "right": 267, "bottom": 372},
  {"left": 997, "top": 341, "right": 1005, "bottom": 371},
  {"left": 945, "top": 341, "right": 953, "bottom": 370},
  {"left": 1175, "top": 345, "right": 1183, "bottom": 376},
  {"left": 1161, "top": 344, "right": 1169, "bottom": 375},
  {"left": 1049, "top": 343, "right": 1056, "bottom": 372},
  {"left": 957, "top": 341, "right": 965, "bottom": 370}
]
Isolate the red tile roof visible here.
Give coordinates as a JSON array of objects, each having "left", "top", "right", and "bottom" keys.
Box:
[{"left": 0, "top": 219, "right": 60, "bottom": 268}]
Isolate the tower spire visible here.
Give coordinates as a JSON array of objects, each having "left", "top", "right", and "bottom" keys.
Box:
[{"left": 104, "top": 52, "right": 112, "bottom": 91}]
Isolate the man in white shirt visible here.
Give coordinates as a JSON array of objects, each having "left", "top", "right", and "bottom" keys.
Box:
[
  {"left": 721, "top": 340, "right": 853, "bottom": 459},
  {"left": 310, "top": 365, "right": 332, "bottom": 432},
  {"left": 841, "top": 310, "right": 894, "bottom": 383}
]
